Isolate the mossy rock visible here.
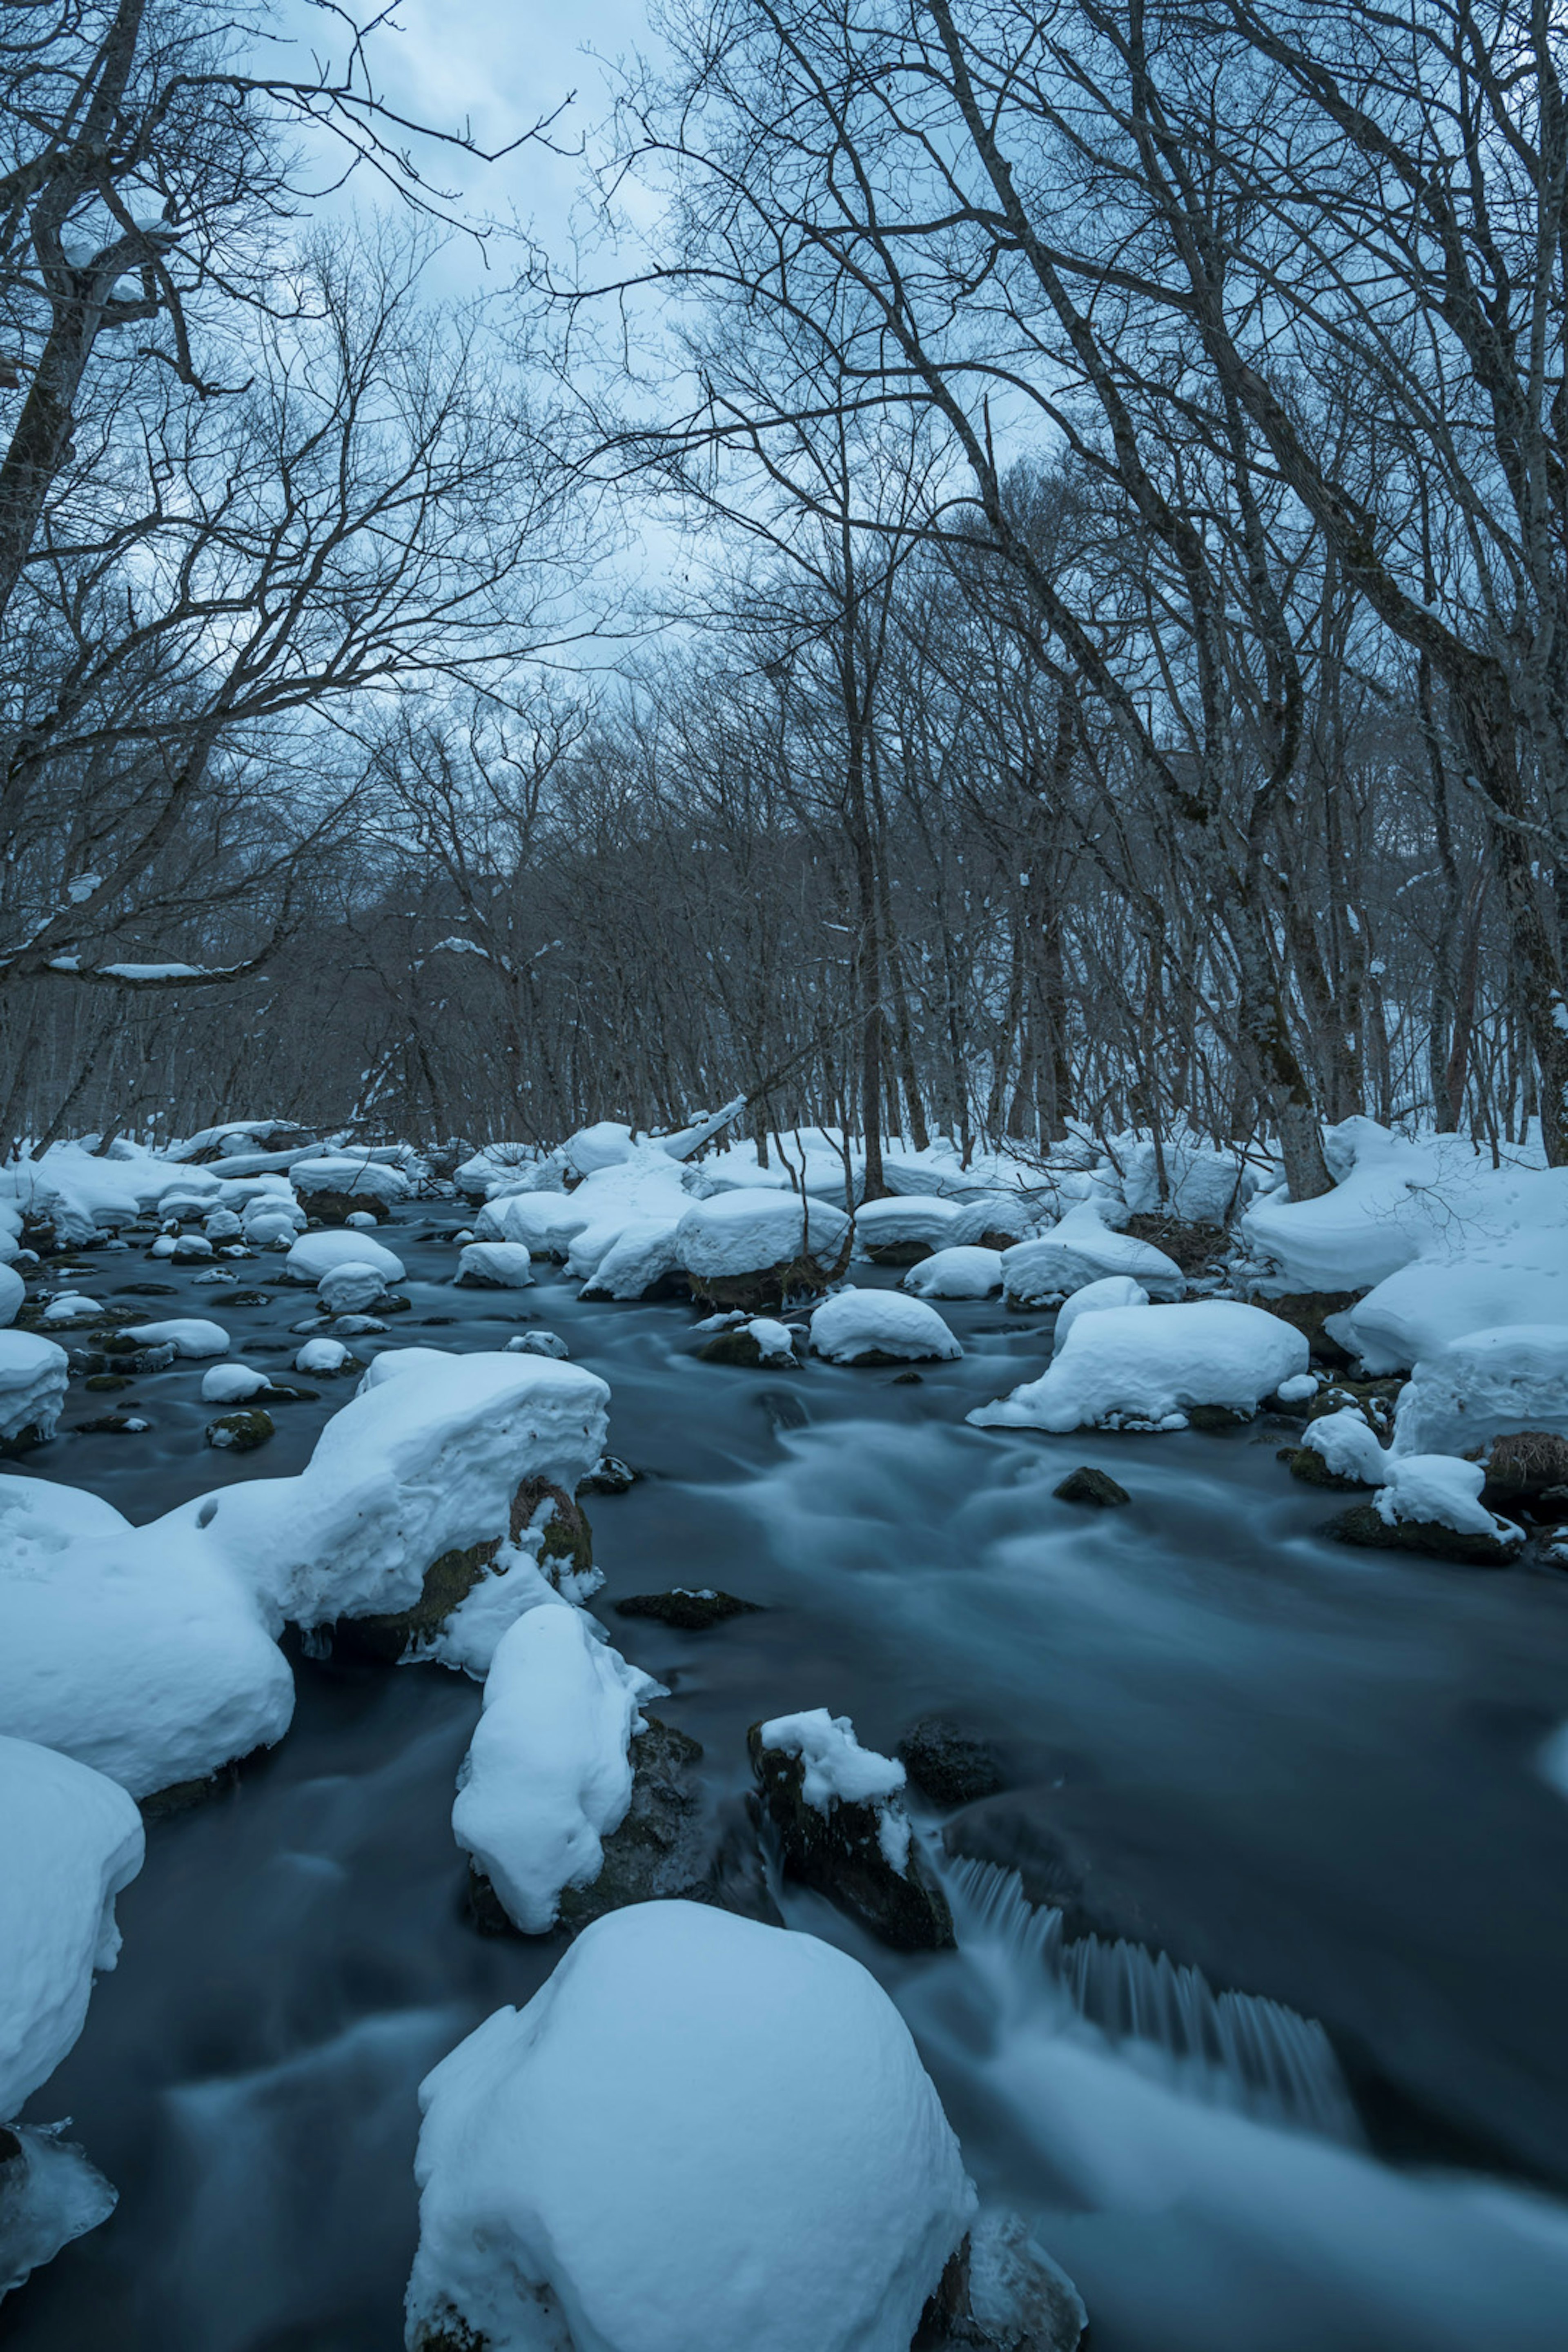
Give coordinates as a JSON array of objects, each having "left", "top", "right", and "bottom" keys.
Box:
[
  {"left": 898, "top": 1716, "right": 1007, "bottom": 1809},
  {"left": 408, "top": 2310, "right": 487, "bottom": 2352},
  {"left": 83, "top": 1372, "right": 132, "bottom": 1393},
  {"left": 1284, "top": 1446, "right": 1372, "bottom": 1491},
  {"left": 1326, "top": 1501, "right": 1521, "bottom": 1568},
  {"left": 696, "top": 1327, "right": 773, "bottom": 1368},
  {"left": 1482, "top": 1430, "right": 1568, "bottom": 1505},
  {"left": 1185, "top": 1402, "right": 1253, "bottom": 1431},
  {"left": 1305, "top": 1378, "right": 1401, "bottom": 1434},
  {"left": 206, "top": 1408, "right": 275, "bottom": 1452},
  {"left": 225, "top": 1289, "right": 274, "bottom": 1308},
  {"left": 748, "top": 1723, "right": 955, "bottom": 1952},
  {"left": 72, "top": 1413, "right": 148, "bottom": 1436},
  {"left": 688, "top": 1249, "right": 850, "bottom": 1313},
  {"left": 305, "top": 1190, "right": 390, "bottom": 1224},
  {"left": 0, "top": 1423, "right": 50, "bottom": 1457},
  {"left": 556, "top": 1719, "right": 715, "bottom": 1932},
  {"left": 338, "top": 1477, "right": 595, "bottom": 1662},
  {"left": 612, "top": 1588, "right": 761, "bottom": 1631},
  {"left": 140, "top": 1747, "right": 263, "bottom": 1818}
]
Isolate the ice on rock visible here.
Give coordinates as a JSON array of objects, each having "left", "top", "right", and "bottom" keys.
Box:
[
  {"left": 1002, "top": 1203, "right": 1186, "bottom": 1307},
  {"left": 1052, "top": 1274, "right": 1150, "bottom": 1356},
  {"left": 0, "top": 1477, "right": 293, "bottom": 1800},
  {"left": 0, "top": 1262, "right": 23, "bottom": 1328},
  {"left": 1391, "top": 1325, "right": 1568, "bottom": 1458},
  {"left": 294, "top": 1337, "right": 352, "bottom": 1376},
  {"left": 970, "top": 1300, "right": 1307, "bottom": 1432},
  {"left": 0, "top": 1333, "right": 69, "bottom": 1441},
  {"left": 317, "top": 1261, "right": 390, "bottom": 1315},
  {"left": 809, "top": 1286, "right": 962, "bottom": 1365},
  {"left": 404, "top": 1901, "right": 975, "bottom": 2352},
  {"left": 0, "top": 1734, "right": 144, "bottom": 2119},
  {"left": 122, "top": 1317, "right": 229, "bottom": 1358},
  {"left": 451, "top": 1603, "right": 660, "bottom": 1933},
  {"left": 902, "top": 1245, "right": 1002, "bottom": 1299},
  {"left": 1375, "top": 1455, "right": 1522, "bottom": 1546},
  {"left": 676, "top": 1189, "right": 852, "bottom": 1285},
  {"left": 200, "top": 1363, "right": 273, "bottom": 1404},
  {"left": 284, "top": 1229, "right": 404, "bottom": 1286},
  {"left": 455, "top": 1241, "right": 535, "bottom": 1290}
]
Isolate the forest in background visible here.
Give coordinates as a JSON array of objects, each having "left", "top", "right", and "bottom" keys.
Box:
[{"left": 2, "top": 0, "right": 1564, "bottom": 1203}]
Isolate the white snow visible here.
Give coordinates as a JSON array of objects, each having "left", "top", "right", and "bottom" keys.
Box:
[
  {"left": 316, "top": 1261, "right": 390, "bottom": 1315},
  {"left": 744, "top": 1316, "right": 797, "bottom": 1364},
  {"left": 970, "top": 1300, "right": 1307, "bottom": 1433},
  {"left": 473, "top": 1191, "right": 586, "bottom": 1256},
  {"left": 0, "top": 1141, "right": 218, "bottom": 1244},
  {"left": 1301, "top": 1408, "right": 1390, "bottom": 1485},
  {"left": 1111, "top": 1133, "right": 1254, "bottom": 1223},
  {"left": 855, "top": 1195, "right": 960, "bottom": 1250},
  {"left": 294, "top": 1337, "right": 351, "bottom": 1376},
  {"left": 1002, "top": 1203, "right": 1186, "bottom": 1307},
  {"left": 0, "top": 1734, "right": 144, "bottom": 2119},
  {"left": 757, "top": 1708, "right": 911, "bottom": 1871},
  {"left": 451, "top": 1603, "right": 658, "bottom": 1933},
  {"left": 284, "top": 1230, "right": 405, "bottom": 1285},
  {"left": 1325, "top": 1229, "right": 1568, "bottom": 1372},
  {"left": 1390, "top": 1326, "right": 1568, "bottom": 1459},
  {"left": 1275, "top": 1372, "right": 1321, "bottom": 1406},
  {"left": 0, "top": 1332, "right": 69, "bottom": 1441},
  {"left": 200, "top": 1363, "right": 273, "bottom": 1404},
  {"left": 579, "top": 1216, "right": 684, "bottom": 1300},
  {"left": 291, "top": 1156, "right": 412, "bottom": 1206},
  {"left": 902, "top": 1245, "right": 1003, "bottom": 1299},
  {"left": 1374, "top": 1455, "right": 1522, "bottom": 1545},
  {"left": 561, "top": 1148, "right": 702, "bottom": 1281},
  {"left": 39, "top": 1291, "right": 102, "bottom": 1327},
  {"left": 506, "top": 1331, "right": 570, "bottom": 1360},
  {"left": 0, "top": 1261, "right": 24, "bottom": 1327},
  {"left": 405, "top": 1901, "right": 974, "bottom": 2352},
  {"left": 946, "top": 1193, "right": 1047, "bottom": 1248},
  {"left": 809, "top": 1286, "right": 962, "bottom": 1365},
  {"left": 676, "top": 1189, "right": 851, "bottom": 1282},
  {"left": 122, "top": 1317, "right": 229, "bottom": 1358},
  {"left": 455, "top": 1241, "right": 535, "bottom": 1289},
  {"left": 1053, "top": 1274, "right": 1150, "bottom": 1356}
]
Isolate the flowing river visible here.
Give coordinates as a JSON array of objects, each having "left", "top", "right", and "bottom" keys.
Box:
[{"left": 9, "top": 1209, "right": 1568, "bottom": 2350}]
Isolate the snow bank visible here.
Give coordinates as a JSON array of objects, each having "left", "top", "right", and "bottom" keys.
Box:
[
  {"left": 405, "top": 1902, "right": 974, "bottom": 2352},
  {"left": 1391, "top": 1326, "right": 1568, "bottom": 1459},
  {"left": 970, "top": 1300, "right": 1307, "bottom": 1432},
  {"left": 1002, "top": 1203, "right": 1185, "bottom": 1307},
  {"left": 947, "top": 1194, "right": 1049, "bottom": 1248},
  {"left": 1109, "top": 1134, "right": 1254, "bottom": 1223},
  {"left": 0, "top": 1141, "right": 218, "bottom": 1243},
  {"left": 0, "top": 1332, "right": 68, "bottom": 1441},
  {"left": 676, "top": 1190, "right": 851, "bottom": 1283},
  {"left": 1326, "top": 1228, "right": 1568, "bottom": 1372},
  {"left": 0, "top": 1477, "right": 293, "bottom": 1800},
  {"left": 214, "top": 1350, "right": 609, "bottom": 1631},
  {"left": 451, "top": 1604, "right": 657, "bottom": 1933},
  {"left": 284, "top": 1230, "right": 404, "bottom": 1285},
  {"left": 454, "top": 1144, "right": 544, "bottom": 1201},
  {"left": 0, "top": 1262, "right": 23, "bottom": 1328},
  {"left": 902, "top": 1245, "right": 1002, "bottom": 1299},
  {"left": 1053, "top": 1274, "right": 1149, "bottom": 1356},
  {"left": 456, "top": 1241, "right": 535, "bottom": 1290},
  {"left": 809, "top": 1286, "right": 961, "bottom": 1365},
  {"left": 0, "top": 1735, "right": 144, "bottom": 2120},
  {"left": 561, "top": 1148, "right": 704, "bottom": 1282}
]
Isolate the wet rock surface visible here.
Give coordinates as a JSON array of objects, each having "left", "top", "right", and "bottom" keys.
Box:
[
  {"left": 612, "top": 1587, "right": 762, "bottom": 1630},
  {"left": 1053, "top": 1464, "right": 1131, "bottom": 1507},
  {"left": 748, "top": 1722, "right": 955, "bottom": 1951},
  {"left": 1326, "top": 1501, "right": 1522, "bottom": 1568},
  {"left": 898, "top": 1715, "right": 1008, "bottom": 1809}
]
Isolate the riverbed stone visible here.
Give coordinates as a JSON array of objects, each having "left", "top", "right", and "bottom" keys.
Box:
[
  {"left": 748, "top": 1722, "right": 955, "bottom": 1951},
  {"left": 339, "top": 1477, "right": 595, "bottom": 1661},
  {"left": 1053, "top": 1465, "right": 1130, "bottom": 1507},
  {"left": 579, "top": 1452, "right": 639, "bottom": 1496},
  {"left": 898, "top": 1716, "right": 1007, "bottom": 1809},
  {"left": 1326, "top": 1501, "right": 1521, "bottom": 1568},
  {"left": 612, "top": 1587, "right": 762, "bottom": 1631},
  {"left": 205, "top": 1408, "right": 274, "bottom": 1452}
]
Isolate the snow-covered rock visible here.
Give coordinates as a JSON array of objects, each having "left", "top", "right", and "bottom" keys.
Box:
[
  {"left": 945, "top": 1193, "right": 1048, "bottom": 1249},
  {"left": 200, "top": 1363, "right": 272, "bottom": 1404},
  {"left": 0, "top": 1477, "right": 294, "bottom": 1800},
  {"left": 454, "top": 1144, "right": 544, "bottom": 1202},
  {"left": 0, "top": 1262, "right": 24, "bottom": 1328},
  {"left": 451, "top": 1604, "right": 658, "bottom": 1934},
  {"left": 404, "top": 1902, "right": 974, "bottom": 2352},
  {"left": 316, "top": 1261, "right": 390, "bottom": 1315},
  {"left": 1053, "top": 1274, "right": 1150, "bottom": 1356},
  {"left": 455, "top": 1241, "right": 535, "bottom": 1290},
  {"left": 0, "top": 1333, "right": 68, "bottom": 1442},
  {"left": 121, "top": 1317, "right": 229, "bottom": 1358},
  {"left": 38, "top": 1291, "right": 101, "bottom": 1328},
  {"left": 902, "top": 1245, "right": 1002, "bottom": 1299},
  {"left": 561, "top": 1120, "right": 637, "bottom": 1178},
  {"left": 1002, "top": 1203, "right": 1185, "bottom": 1307},
  {"left": 506, "top": 1331, "right": 570, "bottom": 1361},
  {"left": 0, "top": 1734, "right": 144, "bottom": 2119},
  {"left": 242, "top": 1192, "right": 306, "bottom": 1249},
  {"left": 809, "top": 1286, "right": 962, "bottom": 1365},
  {"left": 757, "top": 1708, "right": 908, "bottom": 1861},
  {"left": 1390, "top": 1326, "right": 1568, "bottom": 1459},
  {"left": 284, "top": 1230, "right": 405, "bottom": 1286},
  {"left": 474, "top": 1191, "right": 587, "bottom": 1257},
  {"left": 1301, "top": 1408, "right": 1390, "bottom": 1486},
  {"left": 855, "top": 1195, "right": 959, "bottom": 1259},
  {"left": 561, "top": 1149, "right": 702, "bottom": 1283},
  {"left": 970, "top": 1300, "right": 1307, "bottom": 1433},
  {"left": 579, "top": 1216, "right": 684, "bottom": 1301},
  {"left": 0, "top": 1142, "right": 218, "bottom": 1244},
  {"left": 291, "top": 1155, "right": 412, "bottom": 1208},
  {"left": 294, "top": 1336, "right": 351, "bottom": 1376},
  {"left": 1325, "top": 1231, "right": 1568, "bottom": 1372},
  {"left": 676, "top": 1189, "right": 852, "bottom": 1298},
  {"left": 1110, "top": 1134, "right": 1254, "bottom": 1224},
  {"left": 1376, "top": 1455, "right": 1522, "bottom": 1546}
]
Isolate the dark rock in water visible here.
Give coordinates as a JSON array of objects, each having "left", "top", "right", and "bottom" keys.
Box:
[
  {"left": 916, "top": 2214, "right": 1087, "bottom": 2350},
  {"left": 579, "top": 1452, "right": 639, "bottom": 1496},
  {"left": 689, "top": 1243, "right": 851, "bottom": 1314},
  {"left": 78, "top": 1339, "right": 176, "bottom": 1377},
  {"left": 83, "top": 1372, "right": 132, "bottom": 1393},
  {"left": 306, "top": 1190, "right": 390, "bottom": 1224},
  {"left": 695, "top": 1326, "right": 794, "bottom": 1368},
  {"left": 114, "top": 1282, "right": 177, "bottom": 1297},
  {"left": 224, "top": 1289, "right": 274, "bottom": 1307},
  {"left": 899, "top": 1716, "right": 1007, "bottom": 1809},
  {"left": 943, "top": 1797, "right": 1180, "bottom": 1956},
  {"left": 1254, "top": 1289, "right": 1364, "bottom": 1366},
  {"left": 1186, "top": 1402, "right": 1253, "bottom": 1431},
  {"left": 613, "top": 1587, "right": 761, "bottom": 1631},
  {"left": 1053, "top": 1465, "right": 1129, "bottom": 1507},
  {"left": 1326, "top": 1501, "right": 1521, "bottom": 1568},
  {"left": 140, "top": 1747, "right": 263, "bottom": 1818},
  {"left": 892, "top": 1369, "right": 924, "bottom": 1385},
  {"left": 339, "top": 1477, "right": 595, "bottom": 1662},
  {"left": 865, "top": 1238, "right": 934, "bottom": 1265},
  {"left": 748, "top": 1722, "right": 955, "bottom": 1951},
  {"left": 1285, "top": 1444, "right": 1374, "bottom": 1490},
  {"left": 205, "top": 1408, "right": 274, "bottom": 1452},
  {"left": 0, "top": 1423, "right": 51, "bottom": 1457},
  {"left": 1121, "top": 1212, "right": 1227, "bottom": 1276},
  {"left": 73, "top": 1413, "right": 149, "bottom": 1436},
  {"left": 256, "top": 1383, "right": 317, "bottom": 1405}
]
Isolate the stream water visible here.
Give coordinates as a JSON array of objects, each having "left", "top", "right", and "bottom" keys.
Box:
[{"left": 8, "top": 1209, "right": 1568, "bottom": 2350}]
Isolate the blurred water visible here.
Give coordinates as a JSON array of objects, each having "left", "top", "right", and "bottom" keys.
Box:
[{"left": 8, "top": 1212, "right": 1568, "bottom": 2348}]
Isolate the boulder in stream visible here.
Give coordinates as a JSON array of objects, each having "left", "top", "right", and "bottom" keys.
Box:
[
  {"left": 1052, "top": 1465, "right": 1130, "bottom": 1508},
  {"left": 749, "top": 1709, "right": 954, "bottom": 1951},
  {"left": 613, "top": 1587, "right": 761, "bottom": 1631}
]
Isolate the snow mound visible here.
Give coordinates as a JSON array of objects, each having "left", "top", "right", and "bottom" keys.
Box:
[
  {"left": 122, "top": 1317, "right": 229, "bottom": 1358},
  {"left": 1002, "top": 1203, "right": 1185, "bottom": 1307},
  {"left": 579, "top": 1216, "right": 684, "bottom": 1300},
  {"left": 1391, "top": 1326, "right": 1568, "bottom": 1459},
  {"left": 0, "top": 1734, "right": 144, "bottom": 2118},
  {"left": 676, "top": 1190, "right": 851, "bottom": 1283},
  {"left": 200, "top": 1363, "right": 272, "bottom": 1404},
  {"left": 1111, "top": 1134, "right": 1254, "bottom": 1223},
  {"left": 291, "top": 1156, "right": 412, "bottom": 1206},
  {"left": 39, "top": 1292, "right": 101, "bottom": 1328},
  {"left": 316, "top": 1261, "right": 390, "bottom": 1315},
  {"left": 405, "top": 1901, "right": 974, "bottom": 2352},
  {"left": 294, "top": 1337, "right": 350, "bottom": 1376},
  {"left": 0, "top": 1141, "right": 218, "bottom": 1243},
  {"left": 1376, "top": 1455, "right": 1523, "bottom": 1546},
  {"left": 970, "top": 1300, "right": 1306, "bottom": 1432},
  {"left": 474, "top": 1191, "right": 586, "bottom": 1256},
  {"left": 1326, "top": 1228, "right": 1568, "bottom": 1372},
  {"left": 0, "top": 1476, "right": 293, "bottom": 1800},
  {"left": 0, "top": 1263, "right": 23, "bottom": 1328},
  {"left": 1301, "top": 1408, "right": 1389, "bottom": 1485},
  {"left": 946, "top": 1194, "right": 1047, "bottom": 1249},
  {"left": 456, "top": 1241, "right": 535, "bottom": 1290},
  {"left": 284, "top": 1230, "right": 404, "bottom": 1285},
  {"left": 902, "top": 1246, "right": 1002, "bottom": 1299},
  {"left": 0, "top": 1332, "right": 69, "bottom": 1441},
  {"left": 451, "top": 1604, "right": 658, "bottom": 1933},
  {"left": 855, "top": 1196, "right": 959, "bottom": 1251},
  {"left": 810, "top": 1286, "right": 961, "bottom": 1365},
  {"left": 1053, "top": 1275, "right": 1149, "bottom": 1356}
]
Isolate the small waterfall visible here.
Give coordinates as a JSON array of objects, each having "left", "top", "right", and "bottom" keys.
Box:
[{"left": 945, "top": 1854, "right": 1362, "bottom": 2143}]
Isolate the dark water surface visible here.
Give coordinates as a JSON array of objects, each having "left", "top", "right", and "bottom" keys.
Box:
[{"left": 8, "top": 1211, "right": 1568, "bottom": 2350}]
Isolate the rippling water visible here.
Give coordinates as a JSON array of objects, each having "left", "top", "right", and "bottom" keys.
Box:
[{"left": 9, "top": 1213, "right": 1568, "bottom": 2349}]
